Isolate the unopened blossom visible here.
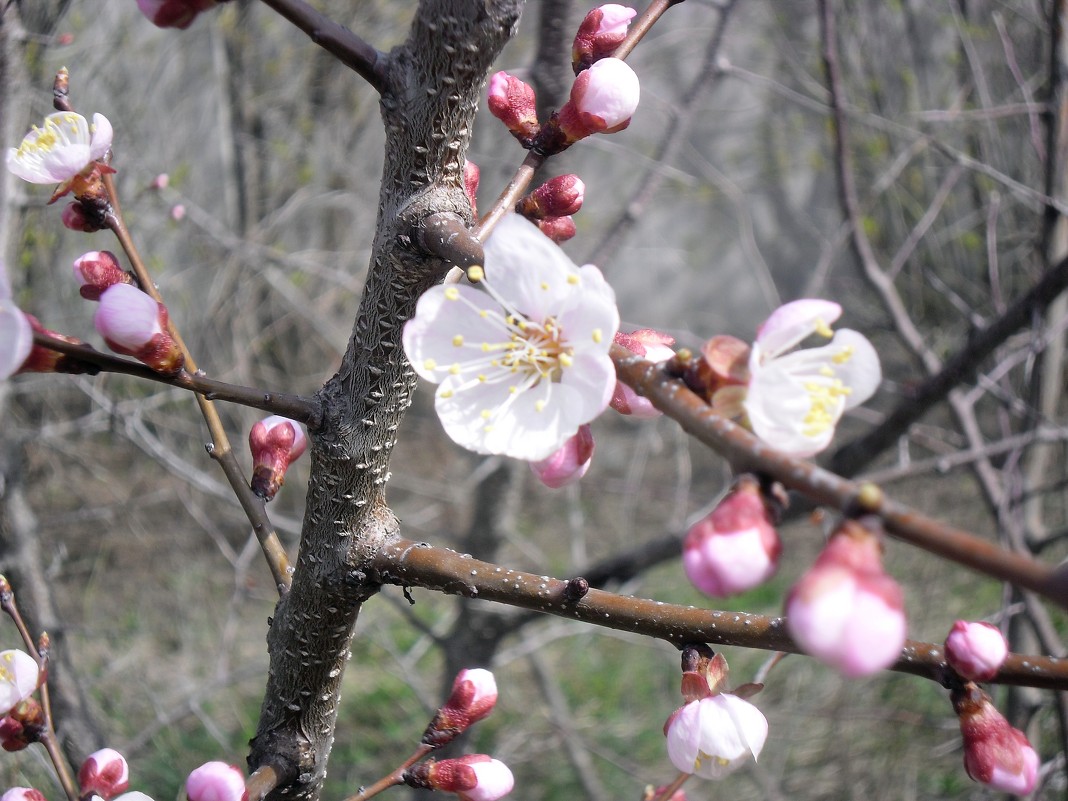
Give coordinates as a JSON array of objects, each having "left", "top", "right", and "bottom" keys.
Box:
[
  {"left": 573, "top": 5, "right": 638, "bottom": 71},
  {"left": 16, "top": 316, "right": 89, "bottom": 375},
  {"left": 516, "top": 175, "right": 585, "bottom": 220},
  {"left": 538, "top": 58, "right": 639, "bottom": 151},
  {"left": 403, "top": 214, "right": 619, "bottom": 461},
  {"left": 170, "top": 204, "right": 186, "bottom": 222},
  {"left": 945, "top": 621, "right": 1008, "bottom": 682},
  {"left": 78, "top": 748, "right": 129, "bottom": 799},
  {"left": 953, "top": 684, "right": 1038, "bottom": 795},
  {"left": 610, "top": 328, "right": 675, "bottom": 417},
  {"left": 530, "top": 424, "right": 594, "bottom": 488},
  {"left": 463, "top": 162, "right": 480, "bottom": 216},
  {"left": 94, "top": 284, "right": 184, "bottom": 375},
  {"left": 487, "top": 72, "right": 539, "bottom": 143},
  {"left": 248, "top": 416, "right": 307, "bottom": 501},
  {"left": 136, "top": 0, "right": 216, "bottom": 29},
  {"left": 0, "top": 651, "right": 39, "bottom": 717},
  {"left": 785, "top": 518, "right": 906, "bottom": 677},
  {"left": 149, "top": 173, "right": 169, "bottom": 190},
  {"left": 73, "top": 251, "right": 133, "bottom": 301},
  {"left": 405, "top": 755, "right": 514, "bottom": 801},
  {"left": 744, "top": 299, "right": 880, "bottom": 457},
  {"left": 61, "top": 201, "right": 103, "bottom": 232},
  {"left": 664, "top": 693, "right": 768, "bottom": 779},
  {"left": 536, "top": 215, "right": 576, "bottom": 243},
  {"left": 423, "top": 668, "right": 498, "bottom": 747},
  {"left": 6, "top": 111, "right": 113, "bottom": 201},
  {"left": 185, "top": 761, "right": 248, "bottom": 801},
  {"left": 683, "top": 476, "right": 782, "bottom": 597},
  {"left": 0, "top": 714, "right": 32, "bottom": 752},
  {"left": 1, "top": 788, "right": 47, "bottom": 801}
]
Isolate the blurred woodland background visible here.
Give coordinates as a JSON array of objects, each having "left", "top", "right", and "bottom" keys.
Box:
[{"left": 2, "top": 0, "right": 1068, "bottom": 798}]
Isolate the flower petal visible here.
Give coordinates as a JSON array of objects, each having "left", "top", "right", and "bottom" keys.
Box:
[
  {"left": 89, "top": 114, "right": 114, "bottom": 162},
  {"left": 754, "top": 299, "right": 841, "bottom": 359},
  {"left": 0, "top": 301, "right": 33, "bottom": 380},
  {"left": 482, "top": 214, "right": 580, "bottom": 321}
]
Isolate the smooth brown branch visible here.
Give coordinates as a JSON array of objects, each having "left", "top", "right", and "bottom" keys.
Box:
[
  {"left": 344, "top": 744, "right": 434, "bottom": 801},
  {"left": 255, "top": 0, "right": 386, "bottom": 92},
  {"left": 101, "top": 174, "right": 294, "bottom": 593},
  {"left": 372, "top": 539, "right": 1068, "bottom": 690},
  {"left": 610, "top": 346, "right": 1068, "bottom": 609},
  {"left": 30, "top": 331, "right": 322, "bottom": 427}
]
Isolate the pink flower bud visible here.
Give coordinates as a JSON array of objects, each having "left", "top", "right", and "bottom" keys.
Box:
[
  {"left": 73, "top": 251, "right": 133, "bottom": 301},
  {"left": 249, "top": 416, "right": 308, "bottom": 501},
  {"left": 945, "top": 621, "right": 1008, "bottom": 682},
  {"left": 78, "top": 748, "right": 130, "bottom": 799},
  {"left": 408, "top": 755, "right": 514, "bottom": 801},
  {"left": 422, "top": 668, "right": 498, "bottom": 747},
  {"left": 610, "top": 329, "right": 675, "bottom": 417},
  {"left": 170, "top": 204, "right": 186, "bottom": 221},
  {"left": 516, "top": 175, "right": 585, "bottom": 220},
  {"left": 664, "top": 693, "right": 768, "bottom": 779},
  {"left": 150, "top": 173, "right": 169, "bottom": 190},
  {"left": 0, "top": 715, "right": 30, "bottom": 752},
  {"left": 539, "top": 58, "right": 639, "bottom": 152},
  {"left": 785, "top": 519, "right": 906, "bottom": 677},
  {"left": 463, "top": 162, "right": 480, "bottom": 217},
  {"left": 61, "top": 202, "right": 104, "bottom": 233},
  {"left": 56, "top": 33, "right": 74, "bottom": 46},
  {"left": 953, "top": 685, "right": 1038, "bottom": 795},
  {"left": 17, "top": 315, "right": 89, "bottom": 375},
  {"left": 572, "top": 5, "right": 638, "bottom": 72},
  {"left": 136, "top": 0, "right": 215, "bottom": 29},
  {"left": 683, "top": 476, "right": 781, "bottom": 597},
  {"left": 0, "top": 651, "right": 39, "bottom": 717},
  {"left": 1, "top": 788, "right": 48, "bottom": 801},
  {"left": 487, "top": 72, "right": 539, "bottom": 143},
  {"left": 530, "top": 425, "right": 594, "bottom": 489},
  {"left": 535, "top": 215, "right": 576, "bottom": 243},
  {"left": 185, "top": 761, "right": 248, "bottom": 801},
  {"left": 94, "top": 284, "right": 184, "bottom": 375}
]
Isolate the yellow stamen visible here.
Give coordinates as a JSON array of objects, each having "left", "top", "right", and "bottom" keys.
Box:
[
  {"left": 468, "top": 265, "right": 485, "bottom": 282},
  {"left": 814, "top": 318, "right": 834, "bottom": 338},
  {"left": 452, "top": 334, "right": 464, "bottom": 347},
  {"left": 592, "top": 328, "right": 603, "bottom": 343}
]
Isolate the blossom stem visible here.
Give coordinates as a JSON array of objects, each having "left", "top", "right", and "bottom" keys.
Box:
[
  {"left": 612, "top": 346, "right": 1068, "bottom": 608},
  {"left": 101, "top": 173, "right": 294, "bottom": 593},
  {"left": 39, "top": 729, "right": 79, "bottom": 801},
  {"left": 343, "top": 744, "right": 433, "bottom": 801}
]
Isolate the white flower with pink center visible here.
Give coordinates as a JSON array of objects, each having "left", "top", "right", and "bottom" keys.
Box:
[
  {"left": 744, "top": 299, "right": 880, "bottom": 456},
  {"left": 664, "top": 693, "right": 768, "bottom": 779},
  {"left": 403, "top": 214, "right": 619, "bottom": 461},
  {"left": 6, "top": 112, "right": 112, "bottom": 185}
]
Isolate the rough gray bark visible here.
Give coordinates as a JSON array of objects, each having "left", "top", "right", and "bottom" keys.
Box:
[{"left": 247, "top": 4, "right": 523, "bottom": 799}]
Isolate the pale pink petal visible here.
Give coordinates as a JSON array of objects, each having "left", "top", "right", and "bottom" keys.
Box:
[
  {"left": 88, "top": 114, "right": 113, "bottom": 162},
  {"left": 94, "top": 284, "right": 162, "bottom": 349},
  {"left": 0, "top": 302, "right": 33, "bottom": 380},
  {"left": 755, "top": 299, "right": 841, "bottom": 358}
]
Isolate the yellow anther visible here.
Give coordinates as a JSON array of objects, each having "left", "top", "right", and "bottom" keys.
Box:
[
  {"left": 592, "top": 328, "right": 603, "bottom": 343},
  {"left": 439, "top": 389, "right": 454, "bottom": 399},
  {"left": 535, "top": 399, "right": 546, "bottom": 412},
  {"left": 814, "top": 318, "right": 834, "bottom": 338},
  {"left": 449, "top": 364, "right": 461, "bottom": 375},
  {"left": 831, "top": 346, "right": 855, "bottom": 364},
  {"left": 559, "top": 352, "right": 573, "bottom": 367},
  {"left": 452, "top": 334, "right": 464, "bottom": 347},
  {"left": 540, "top": 281, "right": 549, "bottom": 290},
  {"left": 444, "top": 287, "right": 460, "bottom": 301},
  {"left": 423, "top": 358, "right": 438, "bottom": 371},
  {"left": 477, "top": 374, "right": 486, "bottom": 382},
  {"left": 481, "top": 410, "right": 492, "bottom": 420},
  {"left": 567, "top": 274, "right": 580, "bottom": 285},
  {"left": 468, "top": 265, "right": 485, "bottom": 282}
]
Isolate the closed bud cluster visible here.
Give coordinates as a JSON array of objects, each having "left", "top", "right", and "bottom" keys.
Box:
[
  {"left": 93, "top": 284, "right": 184, "bottom": 375},
  {"left": 610, "top": 328, "right": 676, "bottom": 417},
  {"left": 535, "top": 58, "right": 639, "bottom": 153},
  {"left": 530, "top": 425, "right": 594, "bottom": 489},
  {"left": 422, "top": 668, "right": 498, "bottom": 747},
  {"left": 516, "top": 175, "right": 585, "bottom": 220},
  {"left": 945, "top": 621, "right": 1008, "bottom": 682},
  {"left": 78, "top": 748, "right": 130, "bottom": 799},
  {"left": 404, "top": 755, "right": 514, "bottom": 801},
  {"left": 535, "top": 216, "right": 576, "bottom": 243},
  {"left": 785, "top": 518, "right": 906, "bottom": 677},
  {"left": 248, "top": 416, "right": 308, "bottom": 501},
  {"left": 683, "top": 475, "right": 782, "bottom": 598},
  {"left": 572, "top": 5, "right": 638, "bottom": 72},
  {"left": 185, "top": 761, "right": 248, "bottom": 801},
  {"left": 73, "top": 251, "right": 134, "bottom": 300},
  {"left": 136, "top": 0, "right": 216, "bottom": 29},
  {"left": 953, "top": 684, "right": 1038, "bottom": 795},
  {"left": 487, "top": 72, "right": 539, "bottom": 145}
]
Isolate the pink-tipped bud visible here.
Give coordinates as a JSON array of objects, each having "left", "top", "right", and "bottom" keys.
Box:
[
  {"left": 61, "top": 201, "right": 104, "bottom": 233},
  {"left": 953, "top": 685, "right": 1038, "bottom": 795},
  {"left": 683, "top": 476, "right": 781, "bottom": 597},
  {"left": 94, "top": 284, "right": 184, "bottom": 375},
  {"left": 422, "top": 668, "right": 498, "bottom": 747},
  {"left": 248, "top": 416, "right": 308, "bottom": 501},
  {"left": 78, "top": 748, "right": 130, "bottom": 799},
  {"left": 572, "top": 5, "right": 638, "bottom": 72},
  {"left": 530, "top": 425, "right": 594, "bottom": 489},
  {"left": 610, "top": 329, "right": 675, "bottom": 417},
  {"left": 487, "top": 72, "right": 539, "bottom": 144},
  {"left": 17, "top": 315, "right": 90, "bottom": 375},
  {"left": 405, "top": 756, "right": 514, "bottom": 801},
  {"left": 170, "top": 204, "right": 186, "bottom": 222},
  {"left": 73, "top": 251, "right": 133, "bottom": 301},
  {"left": 516, "top": 175, "right": 585, "bottom": 220},
  {"left": 945, "top": 621, "right": 1008, "bottom": 682},
  {"left": 785, "top": 518, "right": 906, "bottom": 677},
  {"left": 537, "top": 58, "right": 639, "bottom": 153},
  {"left": 463, "top": 162, "right": 480, "bottom": 217},
  {"left": 185, "top": 761, "right": 248, "bottom": 801},
  {"left": 150, "top": 173, "right": 170, "bottom": 190},
  {"left": 56, "top": 33, "right": 74, "bottom": 45},
  {"left": 1, "top": 789, "right": 48, "bottom": 801},
  {"left": 535, "top": 215, "right": 576, "bottom": 243},
  {"left": 136, "top": 0, "right": 216, "bottom": 29}
]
